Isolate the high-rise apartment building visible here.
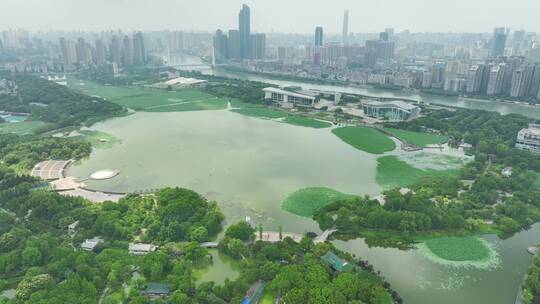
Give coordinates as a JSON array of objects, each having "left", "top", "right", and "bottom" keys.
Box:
[
  {"left": 60, "top": 37, "right": 77, "bottom": 68},
  {"left": 213, "top": 30, "right": 229, "bottom": 63},
  {"left": 228, "top": 30, "right": 240, "bottom": 59},
  {"left": 466, "top": 64, "right": 489, "bottom": 94},
  {"left": 239, "top": 4, "right": 251, "bottom": 59},
  {"left": 94, "top": 39, "right": 107, "bottom": 65},
  {"left": 250, "top": 33, "right": 266, "bottom": 59},
  {"left": 133, "top": 32, "right": 146, "bottom": 65},
  {"left": 487, "top": 64, "right": 506, "bottom": 95},
  {"left": 122, "top": 35, "right": 133, "bottom": 66},
  {"left": 168, "top": 31, "right": 184, "bottom": 52},
  {"left": 510, "top": 65, "right": 534, "bottom": 98},
  {"left": 110, "top": 35, "right": 122, "bottom": 65}
]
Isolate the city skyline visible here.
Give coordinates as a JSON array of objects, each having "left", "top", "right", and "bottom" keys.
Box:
[{"left": 1, "top": 0, "right": 540, "bottom": 33}]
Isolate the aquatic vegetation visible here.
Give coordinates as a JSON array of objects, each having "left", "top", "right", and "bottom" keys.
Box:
[
  {"left": 282, "top": 187, "right": 357, "bottom": 217},
  {"left": 73, "top": 130, "right": 121, "bottom": 149},
  {"left": 332, "top": 126, "right": 396, "bottom": 154},
  {"left": 416, "top": 236, "right": 500, "bottom": 270},
  {"left": 376, "top": 155, "right": 459, "bottom": 189}
]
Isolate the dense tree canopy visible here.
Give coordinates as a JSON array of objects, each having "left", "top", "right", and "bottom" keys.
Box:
[{"left": 0, "top": 74, "right": 125, "bottom": 132}]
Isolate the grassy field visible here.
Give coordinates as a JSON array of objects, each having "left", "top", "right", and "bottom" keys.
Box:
[
  {"left": 376, "top": 156, "right": 459, "bottom": 190},
  {"left": 259, "top": 291, "right": 275, "bottom": 304},
  {"left": 72, "top": 130, "right": 122, "bottom": 149},
  {"left": 332, "top": 126, "right": 396, "bottom": 154},
  {"left": 0, "top": 121, "right": 48, "bottom": 135},
  {"left": 283, "top": 116, "right": 332, "bottom": 128},
  {"left": 384, "top": 128, "right": 448, "bottom": 147},
  {"left": 231, "top": 107, "right": 287, "bottom": 119},
  {"left": 416, "top": 236, "right": 500, "bottom": 269},
  {"left": 70, "top": 80, "right": 229, "bottom": 112},
  {"left": 232, "top": 106, "right": 331, "bottom": 128},
  {"left": 282, "top": 187, "right": 358, "bottom": 217}
]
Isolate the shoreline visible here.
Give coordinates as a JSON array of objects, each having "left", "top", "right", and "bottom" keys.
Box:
[{"left": 216, "top": 66, "right": 540, "bottom": 110}]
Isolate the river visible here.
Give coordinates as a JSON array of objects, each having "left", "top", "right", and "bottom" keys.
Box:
[{"left": 163, "top": 52, "right": 540, "bottom": 119}]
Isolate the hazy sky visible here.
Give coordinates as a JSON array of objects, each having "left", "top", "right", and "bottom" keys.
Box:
[{"left": 1, "top": 0, "right": 538, "bottom": 34}]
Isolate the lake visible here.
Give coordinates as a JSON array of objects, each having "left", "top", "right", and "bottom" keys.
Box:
[{"left": 68, "top": 107, "right": 539, "bottom": 304}]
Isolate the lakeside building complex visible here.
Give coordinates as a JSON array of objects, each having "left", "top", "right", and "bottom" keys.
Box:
[
  {"left": 516, "top": 124, "right": 540, "bottom": 154},
  {"left": 263, "top": 87, "right": 341, "bottom": 108},
  {"left": 362, "top": 100, "right": 421, "bottom": 121}
]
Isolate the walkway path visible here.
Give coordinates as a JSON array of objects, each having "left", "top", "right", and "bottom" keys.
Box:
[{"left": 254, "top": 229, "right": 336, "bottom": 244}]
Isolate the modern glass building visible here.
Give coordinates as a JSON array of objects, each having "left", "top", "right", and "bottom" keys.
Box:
[
  {"left": 362, "top": 100, "right": 421, "bottom": 121},
  {"left": 263, "top": 87, "right": 319, "bottom": 107}
]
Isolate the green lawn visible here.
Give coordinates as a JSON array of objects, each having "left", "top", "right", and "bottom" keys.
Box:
[
  {"left": 283, "top": 116, "right": 331, "bottom": 128},
  {"left": 259, "top": 291, "right": 275, "bottom": 304},
  {"left": 70, "top": 80, "right": 228, "bottom": 112},
  {"left": 231, "top": 107, "right": 287, "bottom": 119},
  {"left": 384, "top": 128, "right": 448, "bottom": 147},
  {"left": 423, "top": 237, "right": 491, "bottom": 261},
  {"left": 282, "top": 187, "right": 358, "bottom": 217},
  {"left": 0, "top": 121, "right": 48, "bottom": 135},
  {"left": 332, "top": 126, "right": 396, "bottom": 154},
  {"left": 376, "top": 156, "right": 459, "bottom": 190}
]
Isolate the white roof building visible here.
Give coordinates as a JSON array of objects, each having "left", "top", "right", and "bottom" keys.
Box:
[
  {"left": 81, "top": 237, "right": 103, "bottom": 251},
  {"left": 128, "top": 243, "right": 158, "bottom": 255},
  {"left": 164, "top": 77, "right": 207, "bottom": 87},
  {"left": 516, "top": 124, "right": 540, "bottom": 154}
]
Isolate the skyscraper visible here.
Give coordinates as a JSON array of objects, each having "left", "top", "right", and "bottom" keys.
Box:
[
  {"left": 315, "top": 27, "right": 323, "bottom": 47},
  {"left": 342, "top": 10, "right": 349, "bottom": 45},
  {"left": 132, "top": 32, "right": 146, "bottom": 65},
  {"left": 492, "top": 27, "right": 507, "bottom": 58},
  {"left": 238, "top": 4, "right": 251, "bottom": 59}
]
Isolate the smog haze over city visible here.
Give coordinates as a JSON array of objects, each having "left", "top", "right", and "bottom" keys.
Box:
[
  {"left": 2, "top": 1, "right": 540, "bottom": 304},
  {"left": 1, "top": 0, "right": 540, "bottom": 32}
]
